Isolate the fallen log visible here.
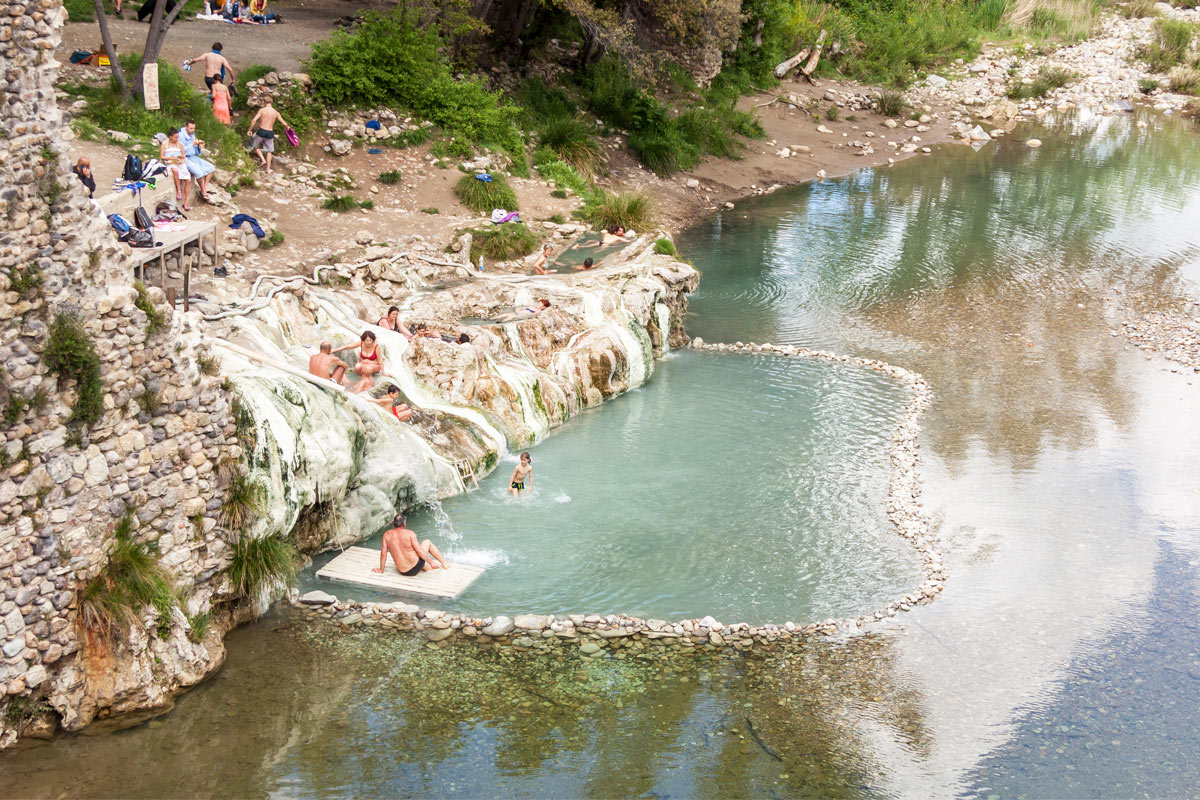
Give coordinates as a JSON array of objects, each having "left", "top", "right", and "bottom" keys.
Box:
[
  {"left": 773, "top": 48, "right": 810, "bottom": 79},
  {"left": 800, "top": 30, "right": 827, "bottom": 84}
]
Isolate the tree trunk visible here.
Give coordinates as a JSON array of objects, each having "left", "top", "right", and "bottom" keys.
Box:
[
  {"left": 92, "top": 0, "right": 129, "bottom": 100},
  {"left": 773, "top": 48, "right": 810, "bottom": 79},
  {"left": 132, "top": 0, "right": 188, "bottom": 97},
  {"left": 800, "top": 29, "right": 827, "bottom": 84}
]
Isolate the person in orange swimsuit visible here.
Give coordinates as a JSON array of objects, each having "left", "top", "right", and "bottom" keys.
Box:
[
  {"left": 333, "top": 331, "right": 383, "bottom": 392},
  {"left": 210, "top": 75, "right": 232, "bottom": 125}
]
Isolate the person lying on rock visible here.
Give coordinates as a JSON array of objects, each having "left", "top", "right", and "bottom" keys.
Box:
[
  {"left": 372, "top": 515, "right": 448, "bottom": 577},
  {"left": 308, "top": 341, "right": 347, "bottom": 385},
  {"left": 508, "top": 451, "right": 533, "bottom": 496},
  {"left": 331, "top": 331, "right": 383, "bottom": 392},
  {"left": 368, "top": 384, "right": 413, "bottom": 422}
]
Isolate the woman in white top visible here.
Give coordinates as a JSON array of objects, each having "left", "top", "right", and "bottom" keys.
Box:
[{"left": 160, "top": 127, "right": 191, "bottom": 211}]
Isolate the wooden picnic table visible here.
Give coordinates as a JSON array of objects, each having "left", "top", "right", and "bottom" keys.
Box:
[{"left": 127, "top": 220, "right": 219, "bottom": 310}]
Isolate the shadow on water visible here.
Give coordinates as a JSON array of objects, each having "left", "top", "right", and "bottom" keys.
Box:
[{"left": 961, "top": 537, "right": 1200, "bottom": 799}]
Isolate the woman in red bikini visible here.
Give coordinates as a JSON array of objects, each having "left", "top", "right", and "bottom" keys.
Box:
[{"left": 332, "top": 331, "right": 384, "bottom": 392}]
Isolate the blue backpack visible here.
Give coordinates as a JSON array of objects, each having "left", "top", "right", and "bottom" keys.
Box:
[{"left": 108, "top": 213, "right": 133, "bottom": 237}]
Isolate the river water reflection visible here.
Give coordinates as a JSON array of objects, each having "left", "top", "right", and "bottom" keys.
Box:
[{"left": 2, "top": 109, "right": 1199, "bottom": 797}]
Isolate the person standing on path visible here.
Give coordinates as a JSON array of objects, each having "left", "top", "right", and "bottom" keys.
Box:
[
  {"left": 185, "top": 43, "right": 235, "bottom": 97},
  {"left": 210, "top": 76, "right": 232, "bottom": 126},
  {"left": 246, "top": 97, "right": 288, "bottom": 175}
]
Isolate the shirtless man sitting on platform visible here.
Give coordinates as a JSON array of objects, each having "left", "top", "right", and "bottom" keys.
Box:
[
  {"left": 372, "top": 515, "right": 448, "bottom": 577},
  {"left": 308, "top": 341, "right": 347, "bottom": 384}
]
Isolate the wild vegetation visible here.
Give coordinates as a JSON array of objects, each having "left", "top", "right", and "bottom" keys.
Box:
[
  {"left": 1137, "top": 18, "right": 1196, "bottom": 72},
  {"left": 227, "top": 534, "right": 297, "bottom": 600},
  {"left": 79, "top": 511, "right": 175, "bottom": 642},
  {"left": 44, "top": 313, "right": 103, "bottom": 427},
  {"left": 454, "top": 172, "right": 519, "bottom": 213},
  {"left": 464, "top": 223, "right": 542, "bottom": 262}
]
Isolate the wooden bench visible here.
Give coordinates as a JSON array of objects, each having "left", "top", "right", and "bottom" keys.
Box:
[
  {"left": 128, "top": 220, "right": 220, "bottom": 307},
  {"left": 316, "top": 546, "right": 485, "bottom": 599}
]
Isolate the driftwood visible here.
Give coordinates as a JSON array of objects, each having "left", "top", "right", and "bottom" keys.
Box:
[
  {"left": 800, "top": 30, "right": 827, "bottom": 84},
  {"left": 773, "top": 48, "right": 810, "bottom": 78}
]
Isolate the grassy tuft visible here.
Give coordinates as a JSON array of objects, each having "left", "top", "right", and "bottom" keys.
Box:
[
  {"left": 877, "top": 89, "right": 909, "bottom": 117},
  {"left": 133, "top": 280, "right": 166, "bottom": 337},
  {"left": 1168, "top": 65, "right": 1200, "bottom": 94},
  {"left": 454, "top": 172, "right": 518, "bottom": 213},
  {"left": 537, "top": 116, "right": 604, "bottom": 175},
  {"left": 653, "top": 238, "right": 677, "bottom": 256},
  {"left": 1138, "top": 18, "right": 1195, "bottom": 72},
  {"left": 44, "top": 313, "right": 103, "bottom": 427},
  {"left": 220, "top": 470, "right": 265, "bottom": 531},
  {"left": 581, "top": 191, "right": 655, "bottom": 232},
  {"left": 322, "top": 195, "right": 361, "bottom": 213},
  {"left": 378, "top": 170, "right": 402, "bottom": 185},
  {"left": 227, "top": 534, "right": 297, "bottom": 599},
  {"left": 79, "top": 510, "right": 175, "bottom": 642},
  {"left": 465, "top": 223, "right": 541, "bottom": 262},
  {"left": 1006, "top": 66, "right": 1076, "bottom": 99},
  {"left": 420, "top": 207, "right": 439, "bottom": 214},
  {"left": 1120, "top": 0, "right": 1160, "bottom": 17}
]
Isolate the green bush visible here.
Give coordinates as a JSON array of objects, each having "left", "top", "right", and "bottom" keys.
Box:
[
  {"left": 535, "top": 159, "right": 588, "bottom": 196},
  {"left": 454, "top": 172, "right": 518, "bottom": 213},
  {"left": 227, "top": 534, "right": 297, "bottom": 599},
  {"left": 133, "top": 280, "right": 166, "bottom": 337},
  {"left": 220, "top": 471, "right": 264, "bottom": 531},
  {"left": 421, "top": 207, "right": 440, "bottom": 214},
  {"left": 378, "top": 170, "right": 402, "bottom": 185},
  {"left": 877, "top": 89, "right": 909, "bottom": 117},
  {"left": 537, "top": 116, "right": 604, "bottom": 174},
  {"left": 582, "top": 190, "right": 655, "bottom": 231},
  {"left": 515, "top": 77, "right": 578, "bottom": 129},
  {"left": 550, "top": 188, "right": 568, "bottom": 198},
  {"left": 67, "top": 55, "right": 249, "bottom": 172},
  {"left": 1168, "top": 65, "right": 1200, "bottom": 94},
  {"left": 307, "top": 9, "right": 522, "bottom": 156},
  {"left": 466, "top": 223, "right": 541, "bottom": 262},
  {"left": 1006, "top": 66, "right": 1076, "bottom": 99},
  {"left": 1140, "top": 77, "right": 1162, "bottom": 93},
  {"left": 258, "top": 229, "right": 285, "bottom": 249},
  {"left": 1139, "top": 19, "right": 1195, "bottom": 71},
  {"left": 654, "top": 238, "right": 677, "bottom": 256},
  {"left": 79, "top": 511, "right": 175, "bottom": 641},
  {"left": 322, "top": 195, "right": 361, "bottom": 213},
  {"left": 44, "top": 313, "right": 103, "bottom": 427},
  {"left": 234, "top": 64, "right": 276, "bottom": 111}
]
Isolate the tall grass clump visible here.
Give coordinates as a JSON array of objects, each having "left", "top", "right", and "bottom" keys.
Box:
[
  {"left": 1007, "top": 65, "right": 1076, "bottom": 99},
  {"left": 1120, "top": 0, "right": 1159, "bottom": 18},
  {"left": 454, "top": 172, "right": 518, "bottom": 213},
  {"left": 1137, "top": 17, "right": 1194, "bottom": 71},
  {"left": 876, "top": 89, "right": 909, "bottom": 117},
  {"left": 1168, "top": 65, "right": 1200, "bottom": 93},
  {"left": 537, "top": 116, "right": 604, "bottom": 174},
  {"left": 44, "top": 312, "right": 103, "bottom": 427},
  {"left": 534, "top": 159, "right": 589, "bottom": 196},
  {"left": 582, "top": 191, "right": 655, "bottom": 231},
  {"left": 515, "top": 77, "right": 578, "bottom": 129},
  {"left": 220, "top": 471, "right": 264, "bottom": 531},
  {"left": 653, "top": 238, "right": 678, "bottom": 256},
  {"left": 466, "top": 223, "right": 542, "bottom": 262},
  {"left": 378, "top": 170, "right": 402, "bottom": 185},
  {"left": 307, "top": 9, "right": 521, "bottom": 157},
  {"left": 227, "top": 534, "right": 297, "bottom": 600},
  {"left": 322, "top": 195, "right": 361, "bottom": 213},
  {"left": 79, "top": 511, "right": 175, "bottom": 641},
  {"left": 66, "top": 55, "right": 248, "bottom": 172},
  {"left": 1003, "top": 0, "right": 1098, "bottom": 42}
]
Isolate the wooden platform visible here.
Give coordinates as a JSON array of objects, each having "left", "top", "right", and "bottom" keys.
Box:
[{"left": 316, "top": 546, "right": 484, "bottom": 599}]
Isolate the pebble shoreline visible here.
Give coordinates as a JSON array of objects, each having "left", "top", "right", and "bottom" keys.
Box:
[{"left": 288, "top": 339, "right": 941, "bottom": 654}]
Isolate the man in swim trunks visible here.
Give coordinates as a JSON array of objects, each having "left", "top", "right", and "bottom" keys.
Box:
[
  {"left": 508, "top": 451, "right": 532, "bottom": 496},
  {"left": 185, "top": 43, "right": 235, "bottom": 98},
  {"left": 372, "top": 515, "right": 448, "bottom": 577},
  {"left": 308, "top": 341, "right": 347, "bottom": 384},
  {"left": 246, "top": 97, "right": 289, "bottom": 175}
]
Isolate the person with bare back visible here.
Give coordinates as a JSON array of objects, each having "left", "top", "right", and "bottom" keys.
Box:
[
  {"left": 372, "top": 515, "right": 448, "bottom": 577},
  {"left": 246, "top": 97, "right": 288, "bottom": 174}
]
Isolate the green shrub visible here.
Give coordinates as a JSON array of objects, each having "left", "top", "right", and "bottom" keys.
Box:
[
  {"left": 258, "top": 229, "right": 285, "bottom": 249},
  {"left": 378, "top": 170, "right": 402, "bottom": 185},
  {"left": 466, "top": 223, "right": 541, "bottom": 262},
  {"left": 1168, "top": 65, "right": 1200, "bottom": 94},
  {"left": 629, "top": 126, "right": 700, "bottom": 176},
  {"left": 186, "top": 610, "right": 212, "bottom": 642},
  {"left": 1174, "top": 0, "right": 1199, "bottom": 8},
  {"left": 44, "top": 313, "right": 103, "bottom": 427},
  {"left": 197, "top": 351, "right": 219, "bottom": 375},
  {"left": 654, "top": 238, "right": 677, "bottom": 256},
  {"left": 535, "top": 159, "right": 589, "bottom": 196},
  {"left": 1139, "top": 77, "right": 1162, "bottom": 93},
  {"left": 79, "top": 511, "right": 175, "bottom": 641},
  {"left": 234, "top": 64, "right": 276, "bottom": 111},
  {"left": 227, "top": 534, "right": 297, "bottom": 599},
  {"left": 548, "top": 213, "right": 566, "bottom": 224},
  {"left": 307, "top": 9, "right": 522, "bottom": 156},
  {"left": 1120, "top": 0, "right": 1159, "bottom": 17},
  {"left": 675, "top": 107, "right": 754, "bottom": 159},
  {"left": 515, "top": 77, "right": 578, "bottom": 129},
  {"left": 360, "top": 199, "right": 374, "bottom": 210},
  {"left": 421, "top": 207, "right": 439, "bottom": 214},
  {"left": 322, "top": 195, "right": 361, "bottom": 213},
  {"left": 7, "top": 264, "right": 42, "bottom": 297},
  {"left": 1139, "top": 18, "right": 1195, "bottom": 71},
  {"left": 220, "top": 471, "right": 264, "bottom": 531},
  {"left": 136, "top": 388, "right": 160, "bottom": 416},
  {"left": 133, "top": 280, "right": 166, "bottom": 336},
  {"left": 67, "top": 55, "right": 248, "bottom": 173},
  {"left": 1006, "top": 66, "right": 1076, "bottom": 99},
  {"left": 582, "top": 191, "right": 654, "bottom": 231},
  {"left": 538, "top": 116, "right": 604, "bottom": 174},
  {"left": 550, "top": 188, "right": 568, "bottom": 198},
  {"left": 454, "top": 172, "right": 518, "bottom": 213}
]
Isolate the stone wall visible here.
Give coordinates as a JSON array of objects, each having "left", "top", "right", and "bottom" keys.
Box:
[{"left": 0, "top": 0, "right": 239, "bottom": 747}]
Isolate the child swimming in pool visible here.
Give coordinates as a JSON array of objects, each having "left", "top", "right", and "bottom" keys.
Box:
[{"left": 508, "top": 452, "right": 532, "bottom": 496}]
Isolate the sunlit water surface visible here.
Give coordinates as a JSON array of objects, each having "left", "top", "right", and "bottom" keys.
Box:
[{"left": 3, "top": 109, "right": 1200, "bottom": 798}]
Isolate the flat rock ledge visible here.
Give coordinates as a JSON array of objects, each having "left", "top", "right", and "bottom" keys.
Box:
[{"left": 287, "top": 339, "right": 942, "bottom": 654}]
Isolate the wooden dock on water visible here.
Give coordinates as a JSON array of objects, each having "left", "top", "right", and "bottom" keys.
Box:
[{"left": 316, "top": 546, "right": 485, "bottom": 599}]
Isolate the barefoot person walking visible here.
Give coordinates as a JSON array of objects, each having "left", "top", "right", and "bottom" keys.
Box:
[
  {"left": 246, "top": 98, "right": 288, "bottom": 175},
  {"left": 185, "top": 43, "right": 235, "bottom": 98},
  {"left": 372, "top": 515, "right": 448, "bottom": 577}
]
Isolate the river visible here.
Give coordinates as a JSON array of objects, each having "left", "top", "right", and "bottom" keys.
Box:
[{"left": 1, "top": 108, "right": 1198, "bottom": 798}]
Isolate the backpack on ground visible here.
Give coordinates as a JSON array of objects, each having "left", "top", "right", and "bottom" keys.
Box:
[
  {"left": 122, "top": 154, "right": 144, "bottom": 182},
  {"left": 108, "top": 213, "right": 133, "bottom": 237},
  {"left": 127, "top": 229, "right": 156, "bottom": 248},
  {"left": 133, "top": 205, "right": 153, "bottom": 230}
]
